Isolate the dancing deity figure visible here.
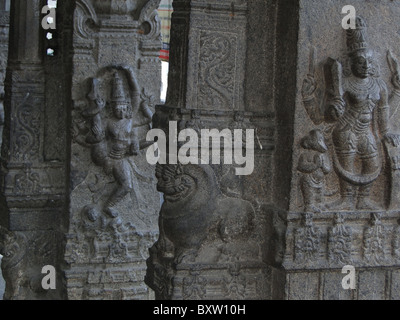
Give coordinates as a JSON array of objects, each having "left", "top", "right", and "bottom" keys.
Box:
[{"left": 83, "top": 67, "right": 153, "bottom": 218}]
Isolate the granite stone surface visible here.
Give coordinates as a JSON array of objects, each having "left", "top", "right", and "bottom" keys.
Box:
[
  {"left": 1, "top": 0, "right": 400, "bottom": 300},
  {"left": 0, "top": 256, "right": 4, "bottom": 300}
]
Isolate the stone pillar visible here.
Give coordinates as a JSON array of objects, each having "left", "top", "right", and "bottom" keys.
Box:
[
  {"left": 0, "top": 255, "right": 4, "bottom": 298},
  {"left": 0, "top": 0, "right": 9, "bottom": 300},
  {"left": 0, "top": 0, "right": 66, "bottom": 300},
  {"left": 147, "top": 0, "right": 400, "bottom": 300},
  {"left": 0, "top": 0, "right": 162, "bottom": 300},
  {"left": 0, "top": 0, "right": 9, "bottom": 146},
  {"left": 145, "top": 0, "right": 280, "bottom": 300},
  {"left": 63, "top": 0, "right": 162, "bottom": 300},
  {"left": 277, "top": 0, "right": 400, "bottom": 300}
]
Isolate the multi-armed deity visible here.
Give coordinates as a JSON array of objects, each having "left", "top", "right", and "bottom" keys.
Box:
[
  {"left": 301, "top": 16, "right": 400, "bottom": 213},
  {"left": 82, "top": 66, "right": 154, "bottom": 219}
]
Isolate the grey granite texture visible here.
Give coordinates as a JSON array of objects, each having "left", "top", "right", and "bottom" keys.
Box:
[{"left": 0, "top": 256, "right": 4, "bottom": 300}]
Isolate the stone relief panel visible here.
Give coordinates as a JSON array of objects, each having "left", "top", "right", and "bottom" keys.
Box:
[
  {"left": 278, "top": 2, "right": 400, "bottom": 298},
  {"left": 11, "top": 93, "right": 43, "bottom": 163},
  {"left": 149, "top": 162, "right": 255, "bottom": 265},
  {"left": 283, "top": 210, "right": 400, "bottom": 271},
  {"left": 67, "top": 66, "right": 160, "bottom": 262},
  {"left": 64, "top": 0, "right": 162, "bottom": 300},
  {"left": 299, "top": 17, "right": 400, "bottom": 212},
  {"left": 294, "top": 213, "right": 321, "bottom": 265},
  {"left": 145, "top": 4, "right": 266, "bottom": 299},
  {"left": 363, "top": 213, "right": 387, "bottom": 266},
  {"left": 0, "top": 0, "right": 72, "bottom": 299},
  {"left": 184, "top": 2, "right": 247, "bottom": 111},
  {"left": 197, "top": 32, "right": 237, "bottom": 111},
  {"left": 66, "top": 66, "right": 160, "bottom": 300},
  {"left": 283, "top": 13, "right": 400, "bottom": 276},
  {"left": 297, "top": 16, "right": 400, "bottom": 213}
]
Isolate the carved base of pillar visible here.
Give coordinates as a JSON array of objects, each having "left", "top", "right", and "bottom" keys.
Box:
[
  {"left": 282, "top": 210, "right": 400, "bottom": 300},
  {"left": 285, "top": 268, "right": 400, "bottom": 300},
  {"left": 146, "top": 257, "right": 281, "bottom": 300},
  {"left": 65, "top": 263, "right": 155, "bottom": 300},
  {"left": 64, "top": 224, "right": 158, "bottom": 300}
]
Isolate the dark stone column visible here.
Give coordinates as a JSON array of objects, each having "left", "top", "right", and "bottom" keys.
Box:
[
  {"left": 0, "top": 0, "right": 9, "bottom": 146},
  {"left": 276, "top": 0, "right": 400, "bottom": 300},
  {"left": 0, "top": 0, "right": 162, "bottom": 301},
  {"left": 146, "top": 0, "right": 281, "bottom": 300},
  {"left": 0, "top": 0, "right": 9, "bottom": 300},
  {"left": 147, "top": 0, "right": 400, "bottom": 300},
  {"left": 63, "top": 0, "right": 162, "bottom": 300},
  {"left": 0, "top": 0, "right": 67, "bottom": 300}
]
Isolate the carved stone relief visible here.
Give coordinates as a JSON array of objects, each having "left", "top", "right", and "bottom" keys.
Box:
[
  {"left": 0, "top": 0, "right": 69, "bottom": 300},
  {"left": 292, "top": 15, "right": 400, "bottom": 264},
  {"left": 66, "top": 66, "right": 160, "bottom": 299},
  {"left": 300, "top": 16, "right": 400, "bottom": 213},
  {"left": 197, "top": 32, "right": 237, "bottom": 111},
  {"left": 297, "top": 129, "right": 331, "bottom": 213},
  {"left": 76, "top": 66, "right": 154, "bottom": 219},
  {"left": 64, "top": 0, "right": 162, "bottom": 300},
  {"left": 294, "top": 213, "right": 321, "bottom": 264},
  {"left": 328, "top": 213, "right": 353, "bottom": 265},
  {"left": 0, "top": 227, "right": 64, "bottom": 300},
  {"left": 284, "top": 7, "right": 400, "bottom": 299},
  {"left": 150, "top": 162, "right": 255, "bottom": 264},
  {"left": 363, "top": 213, "right": 387, "bottom": 265},
  {"left": 146, "top": 104, "right": 273, "bottom": 299},
  {"left": 5, "top": 0, "right": 400, "bottom": 301}
]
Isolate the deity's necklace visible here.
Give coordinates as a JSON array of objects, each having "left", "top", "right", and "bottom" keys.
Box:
[{"left": 347, "top": 76, "right": 377, "bottom": 95}]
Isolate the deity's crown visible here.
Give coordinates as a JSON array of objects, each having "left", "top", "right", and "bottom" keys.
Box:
[
  {"left": 112, "top": 72, "right": 129, "bottom": 105},
  {"left": 346, "top": 16, "right": 369, "bottom": 54}
]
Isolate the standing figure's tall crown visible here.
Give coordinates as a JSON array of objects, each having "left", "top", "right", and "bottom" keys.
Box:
[
  {"left": 346, "top": 16, "right": 369, "bottom": 54},
  {"left": 112, "top": 72, "right": 129, "bottom": 105}
]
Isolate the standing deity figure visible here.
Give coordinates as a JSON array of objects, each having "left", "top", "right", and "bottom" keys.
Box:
[
  {"left": 302, "top": 16, "right": 399, "bottom": 212},
  {"left": 83, "top": 67, "right": 153, "bottom": 218},
  {"left": 325, "top": 16, "right": 398, "bottom": 211}
]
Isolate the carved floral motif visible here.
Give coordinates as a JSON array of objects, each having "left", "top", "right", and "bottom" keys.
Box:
[
  {"left": 294, "top": 213, "right": 321, "bottom": 263},
  {"left": 198, "top": 32, "right": 237, "bottom": 110},
  {"left": 182, "top": 270, "right": 207, "bottom": 300},
  {"left": 363, "top": 213, "right": 387, "bottom": 265},
  {"left": 328, "top": 213, "right": 353, "bottom": 265}
]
